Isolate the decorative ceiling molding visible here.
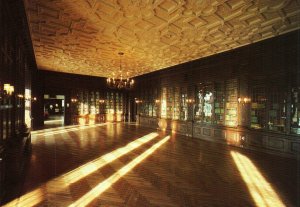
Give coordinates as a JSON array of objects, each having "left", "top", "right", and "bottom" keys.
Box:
[{"left": 24, "top": 0, "right": 300, "bottom": 77}]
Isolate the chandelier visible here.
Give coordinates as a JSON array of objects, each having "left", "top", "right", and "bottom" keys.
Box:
[{"left": 106, "top": 52, "right": 134, "bottom": 90}]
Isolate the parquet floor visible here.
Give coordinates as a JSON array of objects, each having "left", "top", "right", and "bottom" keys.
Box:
[{"left": 1, "top": 123, "right": 299, "bottom": 207}]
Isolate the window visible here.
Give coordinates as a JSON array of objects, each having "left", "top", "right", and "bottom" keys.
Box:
[
  {"left": 116, "top": 93, "right": 123, "bottom": 121},
  {"left": 116, "top": 93, "right": 123, "bottom": 114},
  {"left": 291, "top": 87, "right": 300, "bottom": 134},
  {"left": 180, "top": 87, "right": 188, "bottom": 121},
  {"left": 143, "top": 91, "right": 149, "bottom": 116},
  {"left": 161, "top": 87, "right": 167, "bottom": 118},
  {"left": 166, "top": 87, "right": 173, "bottom": 119},
  {"left": 106, "top": 92, "right": 115, "bottom": 114},
  {"left": 225, "top": 79, "right": 238, "bottom": 127},
  {"left": 173, "top": 87, "right": 180, "bottom": 120},
  {"left": 148, "top": 89, "right": 153, "bottom": 117},
  {"left": 83, "top": 91, "right": 89, "bottom": 115},
  {"left": 90, "top": 91, "right": 96, "bottom": 115},
  {"left": 95, "top": 92, "right": 100, "bottom": 114},
  {"left": 153, "top": 88, "right": 158, "bottom": 117},
  {"left": 139, "top": 91, "right": 144, "bottom": 116},
  {"left": 148, "top": 103, "right": 153, "bottom": 117}
]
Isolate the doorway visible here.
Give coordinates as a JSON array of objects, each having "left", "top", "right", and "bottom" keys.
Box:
[{"left": 44, "top": 94, "right": 65, "bottom": 128}]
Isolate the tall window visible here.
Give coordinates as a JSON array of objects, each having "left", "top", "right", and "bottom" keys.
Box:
[
  {"left": 139, "top": 91, "right": 148, "bottom": 116},
  {"left": 153, "top": 88, "right": 158, "bottom": 117},
  {"left": 95, "top": 92, "right": 100, "bottom": 114},
  {"left": 115, "top": 93, "right": 123, "bottom": 121},
  {"left": 180, "top": 87, "right": 188, "bottom": 121},
  {"left": 107, "top": 92, "right": 113, "bottom": 121},
  {"left": 90, "top": 91, "right": 96, "bottom": 114},
  {"left": 116, "top": 93, "right": 123, "bottom": 114},
  {"left": 148, "top": 89, "right": 153, "bottom": 117},
  {"left": 161, "top": 87, "right": 167, "bottom": 118},
  {"left": 148, "top": 103, "right": 153, "bottom": 117},
  {"left": 173, "top": 87, "right": 180, "bottom": 120},
  {"left": 291, "top": 87, "right": 300, "bottom": 134},
  {"left": 144, "top": 91, "right": 149, "bottom": 116},
  {"left": 24, "top": 88, "right": 32, "bottom": 128},
  {"left": 84, "top": 91, "right": 89, "bottom": 115},
  {"left": 167, "top": 87, "right": 173, "bottom": 119}
]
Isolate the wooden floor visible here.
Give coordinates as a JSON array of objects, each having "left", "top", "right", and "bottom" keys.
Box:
[{"left": 1, "top": 123, "right": 298, "bottom": 207}]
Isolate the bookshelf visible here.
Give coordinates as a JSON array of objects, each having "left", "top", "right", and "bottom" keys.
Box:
[
  {"left": 214, "top": 82, "right": 225, "bottom": 125},
  {"left": 225, "top": 79, "right": 238, "bottom": 127}
]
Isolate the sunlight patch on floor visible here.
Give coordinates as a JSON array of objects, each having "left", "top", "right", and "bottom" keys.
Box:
[
  {"left": 31, "top": 123, "right": 109, "bottom": 134},
  {"left": 69, "top": 135, "right": 170, "bottom": 207},
  {"left": 32, "top": 123, "right": 108, "bottom": 137},
  {"left": 3, "top": 132, "right": 159, "bottom": 207},
  {"left": 231, "top": 151, "right": 286, "bottom": 207}
]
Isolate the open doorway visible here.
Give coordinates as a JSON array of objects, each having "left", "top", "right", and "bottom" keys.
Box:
[{"left": 44, "top": 94, "right": 65, "bottom": 128}]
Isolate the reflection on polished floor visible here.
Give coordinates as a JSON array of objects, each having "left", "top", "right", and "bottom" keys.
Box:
[
  {"left": 43, "top": 115, "right": 64, "bottom": 129},
  {"left": 2, "top": 123, "right": 298, "bottom": 207}
]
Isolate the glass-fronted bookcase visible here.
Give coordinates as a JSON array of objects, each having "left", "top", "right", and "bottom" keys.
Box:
[{"left": 225, "top": 79, "right": 238, "bottom": 127}]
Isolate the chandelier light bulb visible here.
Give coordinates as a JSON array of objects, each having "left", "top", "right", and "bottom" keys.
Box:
[{"left": 106, "top": 52, "right": 135, "bottom": 90}]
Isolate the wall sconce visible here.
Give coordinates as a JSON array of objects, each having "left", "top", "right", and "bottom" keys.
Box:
[
  {"left": 99, "top": 99, "right": 105, "bottom": 104},
  {"left": 186, "top": 99, "right": 194, "bottom": 104},
  {"left": 71, "top": 98, "right": 78, "bottom": 103},
  {"left": 155, "top": 99, "right": 160, "bottom": 104},
  {"left": 135, "top": 99, "right": 142, "bottom": 104},
  {"left": 24, "top": 95, "right": 37, "bottom": 102},
  {"left": 238, "top": 97, "right": 251, "bottom": 104},
  {"left": 17, "top": 94, "right": 24, "bottom": 98}
]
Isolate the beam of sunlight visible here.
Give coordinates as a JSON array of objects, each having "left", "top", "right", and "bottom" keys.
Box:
[
  {"left": 32, "top": 123, "right": 108, "bottom": 137},
  {"left": 31, "top": 123, "right": 110, "bottom": 134},
  {"left": 62, "top": 132, "right": 158, "bottom": 184},
  {"left": 2, "top": 189, "right": 44, "bottom": 207},
  {"left": 69, "top": 135, "right": 170, "bottom": 207},
  {"left": 231, "top": 151, "right": 286, "bottom": 207},
  {"left": 32, "top": 124, "right": 87, "bottom": 134},
  {"left": 3, "top": 132, "right": 159, "bottom": 207}
]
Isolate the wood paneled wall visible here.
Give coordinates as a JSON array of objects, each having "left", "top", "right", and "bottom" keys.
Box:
[
  {"left": 33, "top": 70, "right": 129, "bottom": 128},
  {"left": 132, "top": 30, "right": 300, "bottom": 156},
  {"left": 0, "top": 0, "right": 37, "bottom": 199},
  {"left": 135, "top": 30, "right": 298, "bottom": 89},
  {"left": 0, "top": 0, "right": 36, "bottom": 141}
]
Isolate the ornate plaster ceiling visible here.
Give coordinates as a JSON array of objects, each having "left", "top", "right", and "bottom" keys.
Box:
[{"left": 24, "top": 0, "right": 300, "bottom": 78}]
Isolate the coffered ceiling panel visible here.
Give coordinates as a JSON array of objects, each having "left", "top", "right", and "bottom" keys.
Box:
[{"left": 24, "top": 0, "right": 300, "bottom": 77}]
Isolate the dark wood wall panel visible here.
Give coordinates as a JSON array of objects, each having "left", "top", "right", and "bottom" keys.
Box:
[
  {"left": 0, "top": 0, "right": 37, "bottom": 199},
  {"left": 0, "top": 2, "right": 35, "bottom": 137},
  {"left": 135, "top": 30, "right": 298, "bottom": 86},
  {"left": 132, "top": 30, "right": 300, "bottom": 156},
  {"left": 34, "top": 70, "right": 129, "bottom": 128}
]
